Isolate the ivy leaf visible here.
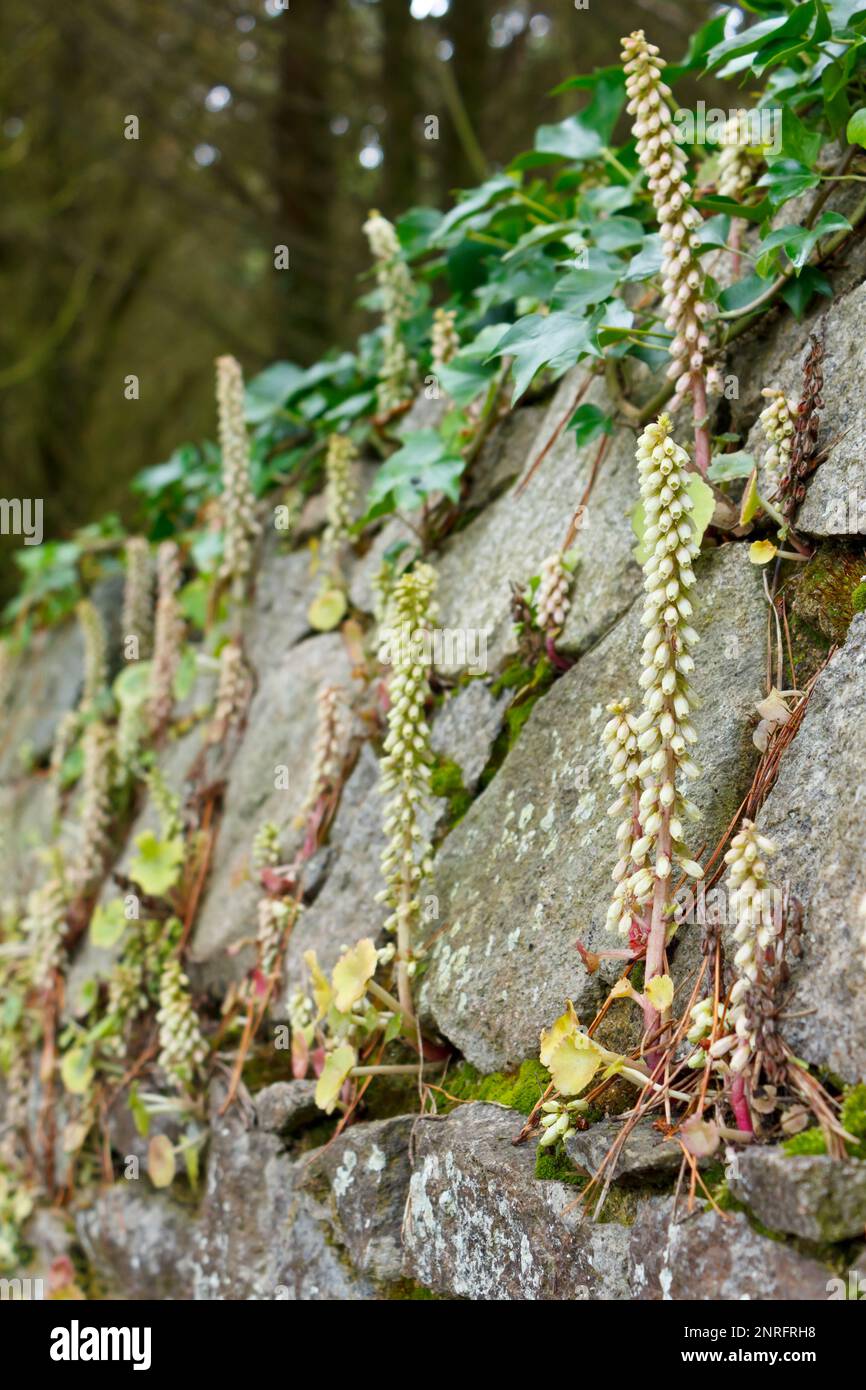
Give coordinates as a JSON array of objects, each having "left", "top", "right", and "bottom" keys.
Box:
[
  {"left": 535, "top": 70, "right": 625, "bottom": 162},
  {"left": 61, "top": 1047, "right": 94, "bottom": 1097},
  {"left": 367, "top": 430, "right": 464, "bottom": 513},
  {"left": 244, "top": 362, "right": 305, "bottom": 424},
  {"left": 331, "top": 938, "right": 378, "bottom": 1013},
  {"left": 755, "top": 212, "right": 851, "bottom": 277},
  {"left": 704, "top": 3, "right": 817, "bottom": 72},
  {"left": 90, "top": 899, "right": 128, "bottom": 951},
  {"left": 129, "top": 831, "right": 185, "bottom": 897},
  {"left": 776, "top": 107, "right": 822, "bottom": 171},
  {"left": 147, "top": 1135, "right": 176, "bottom": 1189},
  {"left": 718, "top": 272, "right": 774, "bottom": 316},
  {"left": 315, "top": 1043, "right": 357, "bottom": 1115},
  {"left": 846, "top": 107, "right": 866, "bottom": 148},
  {"left": 431, "top": 174, "right": 516, "bottom": 245},
  {"left": 489, "top": 311, "right": 596, "bottom": 403},
  {"left": 622, "top": 234, "right": 664, "bottom": 283},
  {"left": 708, "top": 450, "right": 756, "bottom": 482},
  {"left": 551, "top": 265, "right": 620, "bottom": 312},
  {"left": 437, "top": 324, "right": 510, "bottom": 407},
  {"left": 569, "top": 403, "right": 614, "bottom": 447},
  {"left": 781, "top": 266, "right": 833, "bottom": 320},
  {"left": 757, "top": 160, "right": 820, "bottom": 210}
]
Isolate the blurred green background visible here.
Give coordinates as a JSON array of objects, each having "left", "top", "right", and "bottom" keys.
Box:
[{"left": 0, "top": 0, "right": 727, "bottom": 598}]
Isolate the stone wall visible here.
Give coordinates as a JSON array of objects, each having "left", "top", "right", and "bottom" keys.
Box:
[{"left": 3, "top": 232, "right": 866, "bottom": 1301}]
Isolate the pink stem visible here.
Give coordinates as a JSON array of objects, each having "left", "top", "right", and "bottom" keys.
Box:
[
  {"left": 691, "top": 372, "right": 711, "bottom": 478},
  {"left": 730, "top": 1073, "right": 753, "bottom": 1135}
]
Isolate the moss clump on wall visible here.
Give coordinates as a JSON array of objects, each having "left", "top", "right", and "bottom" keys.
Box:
[
  {"left": 429, "top": 756, "right": 473, "bottom": 828},
  {"left": 782, "top": 1084, "right": 866, "bottom": 1159},
  {"left": 786, "top": 541, "right": 864, "bottom": 651},
  {"left": 535, "top": 1145, "right": 585, "bottom": 1185},
  {"left": 441, "top": 1058, "right": 550, "bottom": 1116}
]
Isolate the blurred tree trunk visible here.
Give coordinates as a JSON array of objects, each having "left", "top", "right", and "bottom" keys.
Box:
[
  {"left": 441, "top": 0, "right": 489, "bottom": 197},
  {"left": 381, "top": 0, "right": 420, "bottom": 218},
  {"left": 272, "top": 0, "right": 338, "bottom": 362}
]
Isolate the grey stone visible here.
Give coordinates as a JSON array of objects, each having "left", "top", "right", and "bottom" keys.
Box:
[
  {"left": 402, "top": 1102, "right": 630, "bottom": 1300},
  {"left": 0, "top": 776, "right": 54, "bottom": 911},
  {"left": 282, "top": 742, "right": 388, "bottom": 996},
  {"left": 421, "top": 542, "right": 766, "bottom": 1070},
  {"left": 299, "top": 1114, "right": 415, "bottom": 1286},
  {"left": 348, "top": 515, "right": 417, "bottom": 617},
  {"left": 754, "top": 614, "right": 866, "bottom": 1081},
  {"left": 464, "top": 402, "right": 547, "bottom": 510},
  {"left": 629, "top": 1197, "right": 833, "bottom": 1300},
  {"left": 76, "top": 1185, "right": 198, "bottom": 1301},
  {"left": 430, "top": 680, "right": 508, "bottom": 792},
  {"left": 431, "top": 372, "right": 643, "bottom": 675},
  {"left": 190, "top": 632, "right": 353, "bottom": 982},
  {"left": 566, "top": 1118, "right": 682, "bottom": 1182},
  {"left": 245, "top": 535, "right": 319, "bottom": 672},
  {"left": 731, "top": 1148, "right": 866, "bottom": 1244},
  {"left": 253, "top": 1080, "right": 319, "bottom": 1136}
]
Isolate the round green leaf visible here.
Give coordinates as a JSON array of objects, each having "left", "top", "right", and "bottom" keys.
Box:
[
  {"left": 147, "top": 1134, "right": 176, "bottom": 1189},
  {"left": 846, "top": 108, "right": 866, "bottom": 149},
  {"left": 308, "top": 587, "right": 347, "bottom": 632}
]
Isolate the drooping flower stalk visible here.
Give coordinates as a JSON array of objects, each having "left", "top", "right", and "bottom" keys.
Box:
[
  {"left": 156, "top": 957, "right": 208, "bottom": 1091},
  {"left": 622, "top": 30, "right": 721, "bottom": 476},
  {"left": 121, "top": 537, "right": 154, "bottom": 659},
  {"left": 252, "top": 819, "right": 281, "bottom": 870},
  {"left": 431, "top": 307, "right": 459, "bottom": 369},
  {"left": 717, "top": 112, "right": 757, "bottom": 276},
  {"left": 602, "top": 698, "right": 646, "bottom": 947},
  {"left": 363, "top": 209, "right": 415, "bottom": 414},
  {"left": 76, "top": 598, "right": 107, "bottom": 713},
  {"left": 535, "top": 552, "right": 572, "bottom": 634},
  {"left": 216, "top": 354, "right": 260, "bottom": 600},
  {"left": 149, "top": 541, "right": 184, "bottom": 736},
  {"left": 24, "top": 873, "right": 68, "bottom": 990},
  {"left": 75, "top": 720, "right": 114, "bottom": 894},
  {"left": 209, "top": 638, "right": 250, "bottom": 741},
  {"left": 758, "top": 388, "right": 797, "bottom": 500},
  {"left": 296, "top": 684, "right": 348, "bottom": 828},
  {"left": 49, "top": 710, "right": 79, "bottom": 808},
  {"left": 377, "top": 563, "right": 437, "bottom": 1020},
  {"left": 610, "top": 417, "right": 704, "bottom": 1044},
  {"left": 717, "top": 112, "right": 755, "bottom": 200},
  {"left": 322, "top": 433, "right": 358, "bottom": 575},
  {"left": 723, "top": 819, "right": 781, "bottom": 1131}
]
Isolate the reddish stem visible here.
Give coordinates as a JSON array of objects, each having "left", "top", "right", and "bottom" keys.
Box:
[
  {"left": 730, "top": 1073, "right": 753, "bottom": 1134},
  {"left": 691, "top": 371, "right": 711, "bottom": 478}
]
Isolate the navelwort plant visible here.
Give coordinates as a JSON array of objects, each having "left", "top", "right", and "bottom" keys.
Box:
[
  {"left": 622, "top": 30, "right": 721, "bottom": 476},
  {"left": 216, "top": 353, "right": 260, "bottom": 601},
  {"left": 363, "top": 209, "right": 416, "bottom": 414},
  {"left": 376, "top": 562, "right": 437, "bottom": 1019}
]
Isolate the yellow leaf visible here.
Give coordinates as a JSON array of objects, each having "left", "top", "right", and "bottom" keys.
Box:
[
  {"left": 546, "top": 1033, "right": 603, "bottom": 1098},
  {"left": 608, "top": 978, "right": 634, "bottom": 1000},
  {"left": 315, "top": 1043, "right": 356, "bottom": 1114},
  {"left": 308, "top": 587, "right": 347, "bottom": 632},
  {"left": 332, "top": 938, "right": 378, "bottom": 1013},
  {"left": 539, "top": 999, "right": 579, "bottom": 1069},
  {"left": 147, "top": 1135, "right": 176, "bottom": 1189},
  {"left": 739, "top": 468, "right": 761, "bottom": 526},
  {"left": 304, "top": 949, "right": 333, "bottom": 1020},
  {"left": 645, "top": 974, "right": 674, "bottom": 1012},
  {"left": 749, "top": 539, "right": 777, "bottom": 565}
]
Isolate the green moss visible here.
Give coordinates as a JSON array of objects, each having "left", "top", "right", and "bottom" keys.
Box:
[
  {"left": 429, "top": 756, "right": 473, "bottom": 828},
  {"left": 783, "top": 1127, "right": 827, "bottom": 1156},
  {"left": 442, "top": 1058, "right": 551, "bottom": 1116},
  {"left": 535, "top": 1144, "right": 585, "bottom": 1186},
  {"left": 786, "top": 542, "right": 864, "bottom": 651},
  {"left": 841, "top": 1083, "right": 866, "bottom": 1138}
]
